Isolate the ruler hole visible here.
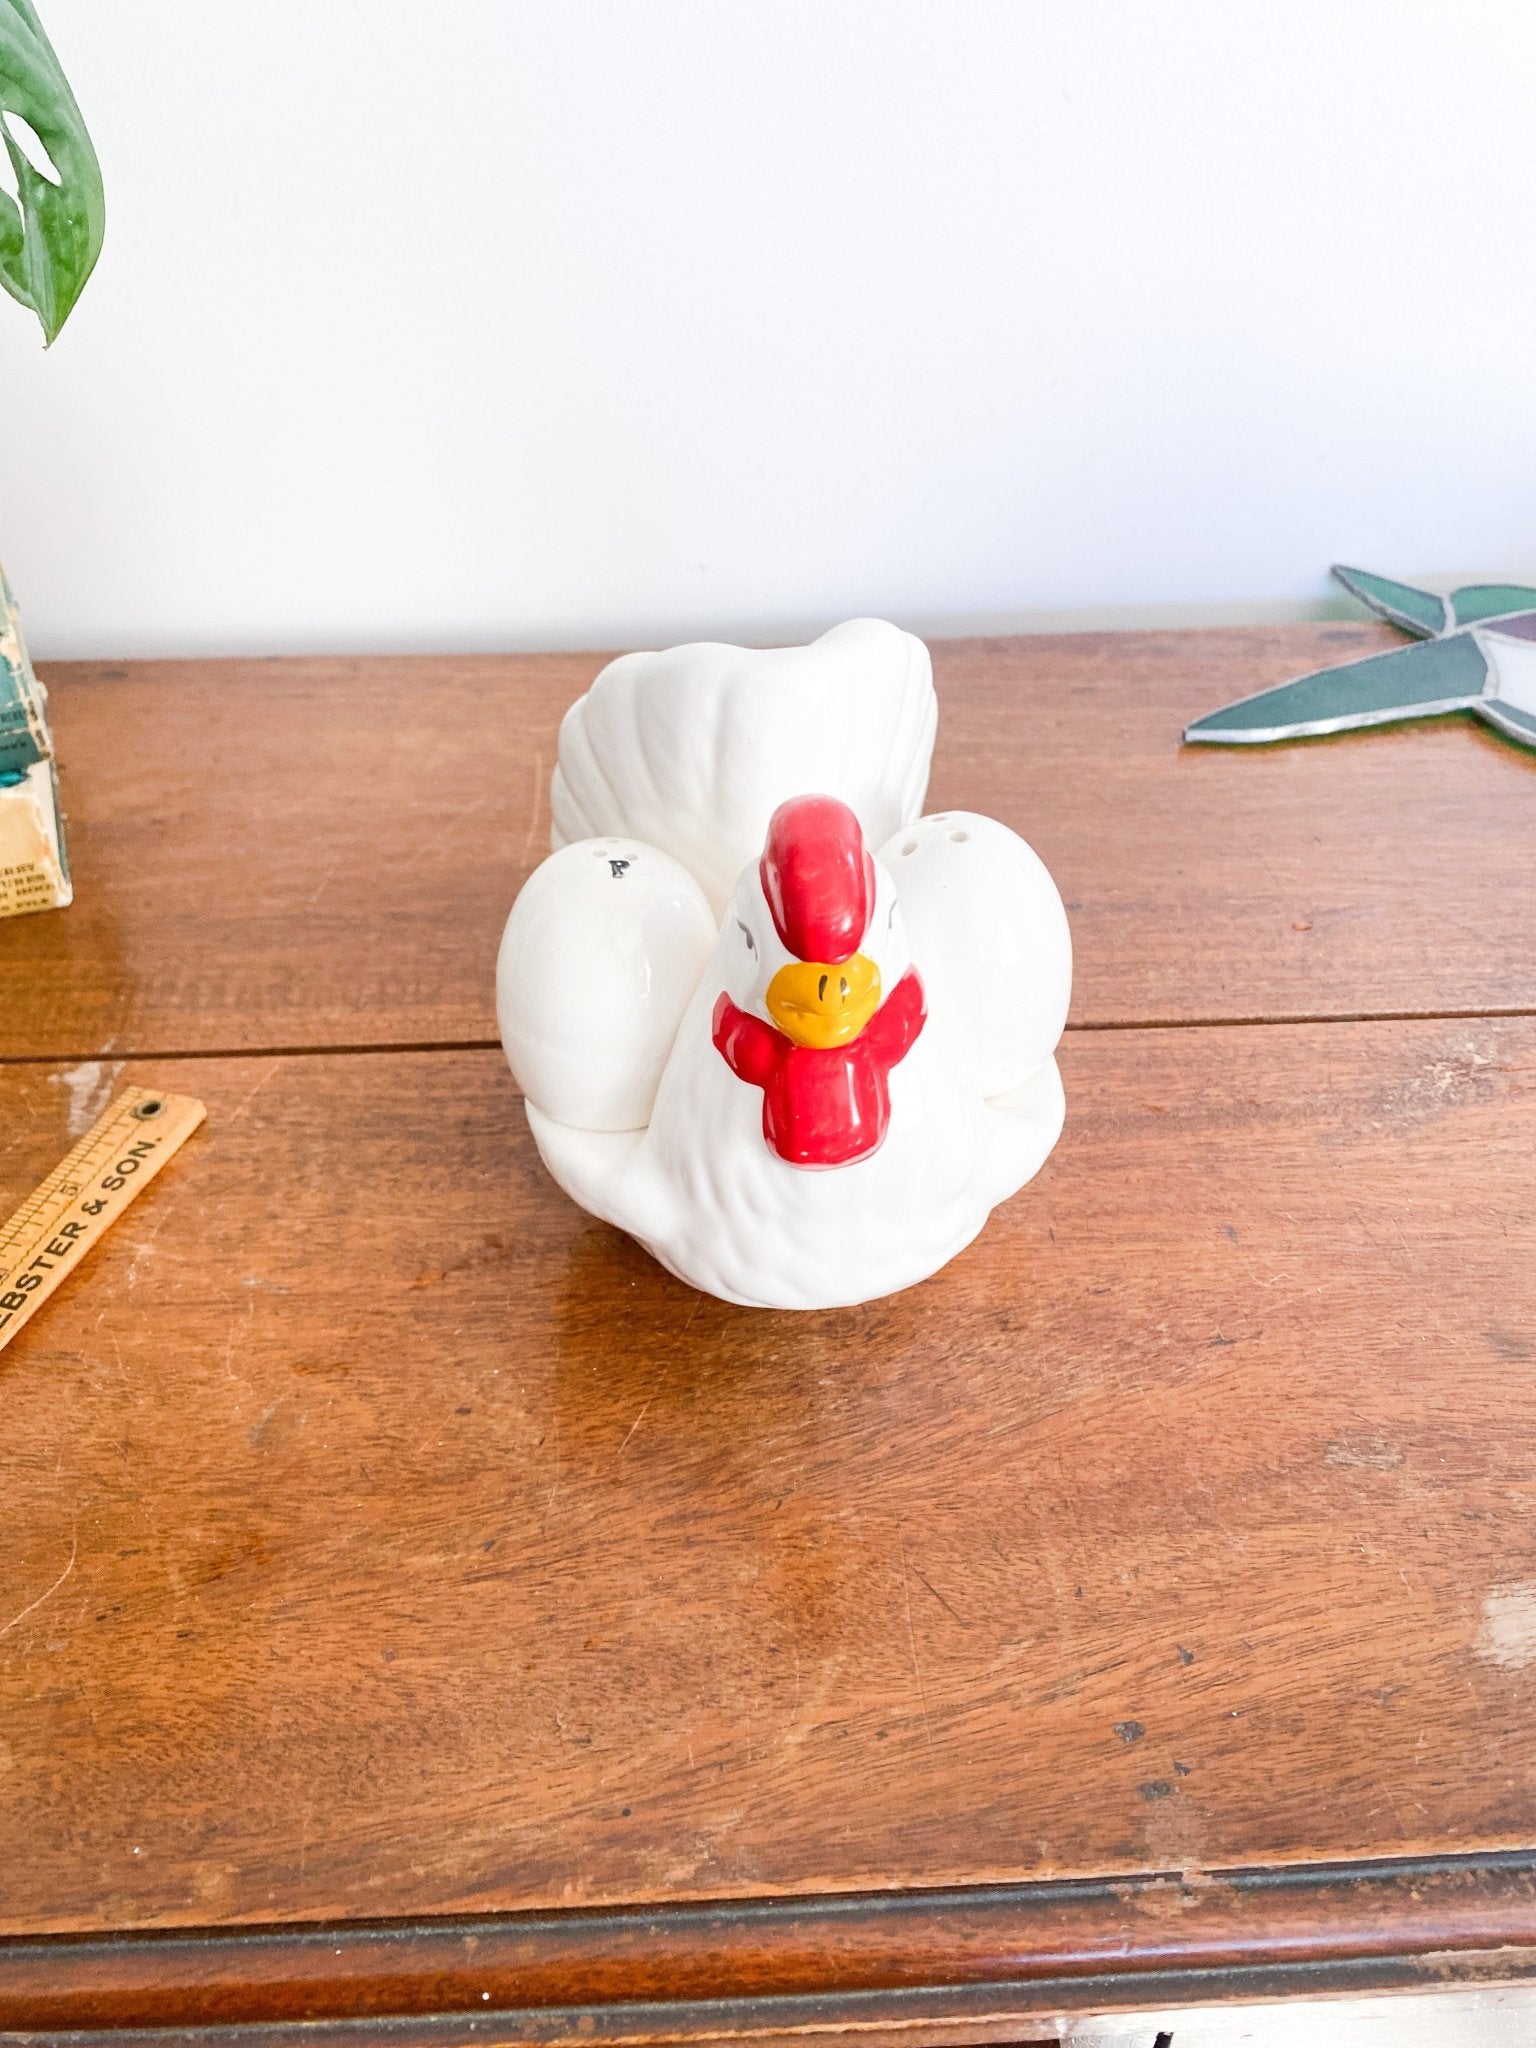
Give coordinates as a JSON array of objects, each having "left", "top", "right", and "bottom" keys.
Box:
[{"left": 133, "top": 1099, "right": 164, "bottom": 1119}]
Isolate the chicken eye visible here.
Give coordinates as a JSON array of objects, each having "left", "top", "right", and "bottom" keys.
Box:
[{"left": 736, "top": 920, "right": 755, "bottom": 953}]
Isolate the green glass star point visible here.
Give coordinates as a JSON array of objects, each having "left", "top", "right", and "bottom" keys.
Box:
[{"left": 1184, "top": 566, "right": 1536, "bottom": 751}]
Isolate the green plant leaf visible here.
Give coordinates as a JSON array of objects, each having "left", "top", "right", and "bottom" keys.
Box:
[{"left": 0, "top": 0, "right": 102, "bottom": 344}]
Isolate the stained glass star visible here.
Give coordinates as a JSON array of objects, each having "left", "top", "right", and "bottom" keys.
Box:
[{"left": 1184, "top": 566, "right": 1536, "bottom": 750}]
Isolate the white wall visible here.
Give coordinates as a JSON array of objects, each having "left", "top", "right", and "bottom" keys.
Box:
[{"left": 3, "top": 0, "right": 1534, "bottom": 659}]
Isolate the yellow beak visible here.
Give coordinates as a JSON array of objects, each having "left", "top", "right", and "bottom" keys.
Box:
[{"left": 766, "top": 953, "right": 881, "bottom": 1048}]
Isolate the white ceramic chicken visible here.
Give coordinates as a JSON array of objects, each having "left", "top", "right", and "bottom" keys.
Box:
[{"left": 497, "top": 619, "right": 1070, "bottom": 1310}]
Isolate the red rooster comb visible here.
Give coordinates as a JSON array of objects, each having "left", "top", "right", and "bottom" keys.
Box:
[{"left": 760, "top": 795, "right": 875, "bottom": 964}]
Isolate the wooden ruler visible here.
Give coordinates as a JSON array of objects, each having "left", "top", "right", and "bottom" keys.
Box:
[{"left": 0, "top": 1087, "right": 206, "bottom": 1353}]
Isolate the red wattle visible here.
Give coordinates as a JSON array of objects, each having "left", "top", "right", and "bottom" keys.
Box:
[{"left": 712, "top": 970, "right": 927, "bottom": 1168}]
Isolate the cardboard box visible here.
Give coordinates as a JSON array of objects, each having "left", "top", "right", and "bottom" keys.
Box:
[{"left": 0, "top": 568, "right": 70, "bottom": 918}]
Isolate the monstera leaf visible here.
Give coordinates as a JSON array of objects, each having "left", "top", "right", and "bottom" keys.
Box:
[{"left": 0, "top": 0, "right": 101, "bottom": 343}]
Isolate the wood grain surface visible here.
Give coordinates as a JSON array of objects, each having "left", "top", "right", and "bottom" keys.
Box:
[
  {"left": 3, "top": 1023, "right": 1534, "bottom": 1942},
  {"left": 5, "top": 631, "right": 1535, "bottom": 2038},
  {"left": 4, "top": 625, "right": 1535, "bottom": 1062}
]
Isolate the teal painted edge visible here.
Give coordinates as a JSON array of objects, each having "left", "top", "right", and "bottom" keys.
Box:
[
  {"left": 1331, "top": 565, "right": 1447, "bottom": 638},
  {"left": 1184, "top": 631, "right": 1489, "bottom": 744},
  {"left": 0, "top": 561, "right": 48, "bottom": 778},
  {"left": 1451, "top": 585, "right": 1536, "bottom": 627},
  {"left": 0, "top": 725, "right": 44, "bottom": 776}
]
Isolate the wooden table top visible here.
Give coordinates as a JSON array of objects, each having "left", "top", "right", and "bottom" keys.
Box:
[{"left": 3, "top": 627, "right": 1535, "bottom": 2042}]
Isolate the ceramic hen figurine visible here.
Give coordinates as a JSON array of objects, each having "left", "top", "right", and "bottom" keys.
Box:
[{"left": 497, "top": 620, "right": 1071, "bottom": 1310}]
